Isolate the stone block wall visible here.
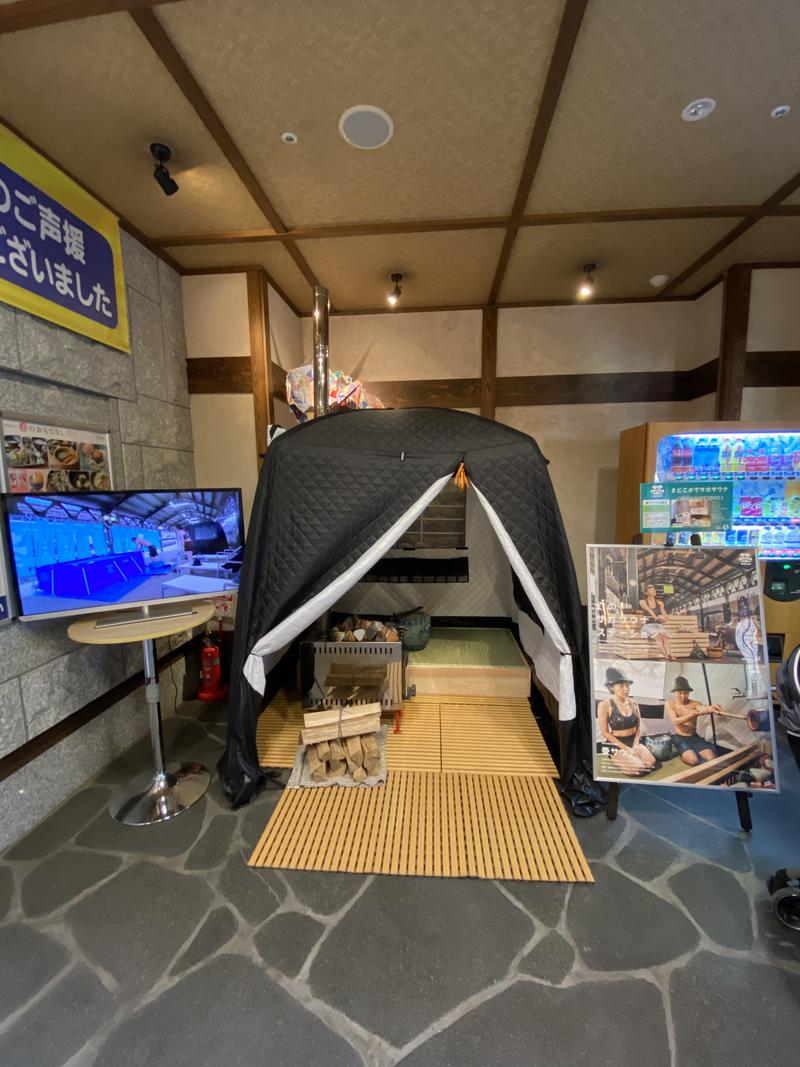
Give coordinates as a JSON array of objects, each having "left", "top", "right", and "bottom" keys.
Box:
[{"left": 0, "top": 232, "right": 195, "bottom": 850}]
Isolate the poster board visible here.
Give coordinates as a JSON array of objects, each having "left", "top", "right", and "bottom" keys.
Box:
[
  {"left": 586, "top": 545, "right": 778, "bottom": 792},
  {"left": 0, "top": 122, "right": 129, "bottom": 352},
  {"left": 0, "top": 412, "right": 115, "bottom": 622},
  {"left": 1, "top": 414, "right": 113, "bottom": 493},
  {"left": 640, "top": 482, "right": 732, "bottom": 533}
]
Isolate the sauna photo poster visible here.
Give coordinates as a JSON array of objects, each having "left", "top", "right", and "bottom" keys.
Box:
[{"left": 586, "top": 545, "right": 778, "bottom": 791}]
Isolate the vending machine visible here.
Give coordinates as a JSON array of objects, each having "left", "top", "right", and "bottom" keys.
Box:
[{"left": 615, "top": 421, "right": 800, "bottom": 684}]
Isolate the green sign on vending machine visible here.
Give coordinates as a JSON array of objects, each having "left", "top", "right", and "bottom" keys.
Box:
[{"left": 640, "top": 482, "right": 733, "bottom": 533}]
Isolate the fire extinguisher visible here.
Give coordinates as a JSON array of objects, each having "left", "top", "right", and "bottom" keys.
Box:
[{"left": 199, "top": 621, "right": 228, "bottom": 702}]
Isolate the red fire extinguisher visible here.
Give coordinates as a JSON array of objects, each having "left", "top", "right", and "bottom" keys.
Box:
[{"left": 199, "top": 621, "right": 228, "bottom": 702}]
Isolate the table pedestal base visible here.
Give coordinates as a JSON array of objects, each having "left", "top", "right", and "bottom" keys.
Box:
[{"left": 109, "top": 763, "right": 211, "bottom": 826}]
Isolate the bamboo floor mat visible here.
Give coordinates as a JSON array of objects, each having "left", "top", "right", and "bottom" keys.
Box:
[
  {"left": 255, "top": 693, "right": 557, "bottom": 778},
  {"left": 248, "top": 771, "right": 592, "bottom": 882}
]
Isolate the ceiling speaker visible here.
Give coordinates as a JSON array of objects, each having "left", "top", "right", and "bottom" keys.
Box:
[{"left": 339, "top": 106, "right": 394, "bottom": 150}]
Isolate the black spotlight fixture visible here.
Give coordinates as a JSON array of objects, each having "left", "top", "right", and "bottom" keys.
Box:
[
  {"left": 150, "top": 143, "right": 179, "bottom": 196},
  {"left": 387, "top": 272, "right": 404, "bottom": 306}
]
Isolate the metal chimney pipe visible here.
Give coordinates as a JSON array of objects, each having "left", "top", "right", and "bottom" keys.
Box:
[{"left": 312, "top": 285, "right": 330, "bottom": 418}]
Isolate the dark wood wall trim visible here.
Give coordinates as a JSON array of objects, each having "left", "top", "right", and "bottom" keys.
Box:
[
  {"left": 187, "top": 356, "right": 252, "bottom": 394},
  {"left": 715, "top": 266, "right": 752, "bottom": 419},
  {"left": 188, "top": 352, "right": 794, "bottom": 407},
  {"left": 247, "top": 270, "right": 272, "bottom": 458},
  {"left": 745, "top": 351, "right": 800, "bottom": 388},
  {"left": 0, "top": 643, "right": 190, "bottom": 784},
  {"left": 480, "top": 307, "right": 498, "bottom": 418}
]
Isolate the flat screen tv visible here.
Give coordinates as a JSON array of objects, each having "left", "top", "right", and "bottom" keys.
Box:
[{"left": 1, "top": 488, "right": 244, "bottom": 622}]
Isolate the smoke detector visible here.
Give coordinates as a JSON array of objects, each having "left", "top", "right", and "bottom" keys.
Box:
[{"left": 339, "top": 106, "right": 394, "bottom": 150}]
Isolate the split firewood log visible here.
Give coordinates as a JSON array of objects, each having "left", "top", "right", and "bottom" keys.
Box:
[
  {"left": 352, "top": 766, "right": 367, "bottom": 783},
  {"left": 328, "top": 738, "right": 345, "bottom": 762},
  {"left": 345, "top": 735, "right": 364, "bottom": 766},
  {"left": 307, "top": 745, "right": 327, "bottom": 783},
  {"left": 327, "top": 759, "right": 346, "bottom": 778}
]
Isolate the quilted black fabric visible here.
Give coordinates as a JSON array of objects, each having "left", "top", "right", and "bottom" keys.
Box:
[{"left": 219, "top": 408, "right": 595, "bottom": 809}]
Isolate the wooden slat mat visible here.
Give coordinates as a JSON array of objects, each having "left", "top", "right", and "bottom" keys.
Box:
[
  {"left": 248, "top": 771, "right": 592, "bottom": 883},
  {"left": 440, "top": 699, "right": 557, "bottom": 776},
  {"left": 256, "top": 693, "right": 557, "bottom": 778}
]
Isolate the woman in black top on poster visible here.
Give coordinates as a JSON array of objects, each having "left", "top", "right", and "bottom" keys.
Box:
[{"left": 596, "top": 666, "right": 656, "bottom": 776}]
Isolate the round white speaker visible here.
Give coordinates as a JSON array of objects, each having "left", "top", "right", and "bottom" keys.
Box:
[{"left": 339, "top": 106, "right": 394, "bottom": 150}]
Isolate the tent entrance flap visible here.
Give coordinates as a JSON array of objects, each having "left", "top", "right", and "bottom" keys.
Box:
[
  {"left": 244, "top": 473, "right": 453, "bottom": 693},
  {"left": 471, "top": 483, "right": 577, "bottom": 722}
]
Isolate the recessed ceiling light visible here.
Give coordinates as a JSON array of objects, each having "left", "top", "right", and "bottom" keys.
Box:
[
  {"left": 339, "top": 105, "right": 394, "bottom": 150},
  {"left": 649, "top": 273, "right": 671, "bottom": 288},
  {"left": 681, "top": 97, "right": 716, "bottom": 122},
  {"left": 770, "top": 105, "right": 791, "bottom": 119},
  {"left": 281, "top": 131, "right": 299, "bottom": 144}
]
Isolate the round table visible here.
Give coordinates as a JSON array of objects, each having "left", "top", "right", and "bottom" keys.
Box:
[{"left": 69, "top": 601, "right": 216, "bottom": 826}]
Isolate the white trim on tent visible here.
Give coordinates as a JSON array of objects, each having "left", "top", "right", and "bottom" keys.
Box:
[
  {"left": 244, "top": 473, "right": 453, "bottom": 692},
  {"left": 471, "top": 483, "right": 576, "bottom": 722}
]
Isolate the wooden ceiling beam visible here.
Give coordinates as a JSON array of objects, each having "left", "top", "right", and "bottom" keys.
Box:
[
  {"left": 130, "top": 8, "right": 319, "bottom": 291},
  {"left": 153, "top": 206, "right": 769, "bottom": 248},
  {"left": 487, "top": 0, "right": 589, "bottom": 306},
  {"left": 0, "top": 0, "right": 178, "bottom": 34},
  {"left": 659, "top": 168, "right": 800, "bottom": 297}
]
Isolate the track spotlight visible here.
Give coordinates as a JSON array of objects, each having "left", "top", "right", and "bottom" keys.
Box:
[
  {"left": 387, "top": 272, "right": 403, "bottom": 306},
  {"left": 578, "top": 262, "right": 597, "bottom": 300},
  {"left": 150, "top": 143, "right": 179, "bottom": 196}
]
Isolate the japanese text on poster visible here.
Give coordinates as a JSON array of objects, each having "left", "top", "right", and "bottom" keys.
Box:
[
  {"left": 0, "top": 123, "right": 128, "bottom": 351},
  {"left": 640, "top": 482, "right": 732, "bottom": 533}
]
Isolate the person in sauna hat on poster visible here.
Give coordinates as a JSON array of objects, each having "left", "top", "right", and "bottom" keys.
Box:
[
  {"left": 596, "top": 666, "right": 657, "bottom": 776},
  {"left": 665, "top": 676, "right": 725, "bottom": 766}
]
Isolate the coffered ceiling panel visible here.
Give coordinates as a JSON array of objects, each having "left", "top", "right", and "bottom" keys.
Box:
[
  {"left": 0, "top": 12, "right": 268, "bottom": 236},
  {"left": 670, "top": 218, "right": 800, "bottom": 296},
  {"left": 168, "top": 241, "right": 312, "bottom": 312},
  {"left": 500, "top": 219, "right": 735, "bottom": 303},
  {"left": 158, "top": 0, "right": 564, "bottom": 227},
  {"left": 527, "top": 0, "right": 800, "bottom": 213},
  {"left": 296, "top": 230, "right": 504, "bottom": 309}
]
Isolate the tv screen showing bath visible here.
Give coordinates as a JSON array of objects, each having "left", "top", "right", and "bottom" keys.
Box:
[{"left": 1, "top": 488, "right": 244, "bottom": 621}]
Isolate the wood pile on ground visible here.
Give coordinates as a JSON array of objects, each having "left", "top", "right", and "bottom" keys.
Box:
[
  {"left": 301, "top": 703, "right": 382, "bottom": 782},
  {"left": 605, "top": 612, "right": 711, "bottom": 659}
]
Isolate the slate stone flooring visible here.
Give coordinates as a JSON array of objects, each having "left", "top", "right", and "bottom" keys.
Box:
[{"left": 1, "top": 699, "right": 799, "bottom": 1066}]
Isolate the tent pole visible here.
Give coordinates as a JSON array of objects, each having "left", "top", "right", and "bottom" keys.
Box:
[{"left": 313, "top": 285, "right": 330, "bottom": 418}]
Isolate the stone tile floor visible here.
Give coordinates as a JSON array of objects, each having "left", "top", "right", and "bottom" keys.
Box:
[{"left": 1, "top": 698, "right": 799, "bottom": 1066}]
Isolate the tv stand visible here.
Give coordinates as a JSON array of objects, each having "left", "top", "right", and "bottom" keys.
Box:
[
  {"left": 94, "top": 601, "right": 197, "bottom": 630},
  {"left": 67, "top": 601, "right": 216, "bottom": 825}
]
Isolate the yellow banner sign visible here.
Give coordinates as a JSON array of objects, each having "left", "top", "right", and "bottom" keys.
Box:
[{"left": 0, "top": 123, "right": 129, "bottom": 352}]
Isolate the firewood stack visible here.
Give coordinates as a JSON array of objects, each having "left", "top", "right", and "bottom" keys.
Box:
[{"left": 301, "top": 702, "right": 382, "bottom": 783}]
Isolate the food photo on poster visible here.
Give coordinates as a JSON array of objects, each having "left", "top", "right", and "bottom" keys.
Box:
[
  {"left": 2, "top": 416, "right": 112, "bottom": 493},
  {"left": 586, "top": 545, "right": 778, "bottom": 790}
]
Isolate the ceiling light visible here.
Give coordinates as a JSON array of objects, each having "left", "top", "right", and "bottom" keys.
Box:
[
  {"left": 339, "top": 105, "right": 394, "bottom": 150},
  {"left": 149, "top": 143, "right": 178, "bottom": 196},
  {"left": 281, "top": 131, "right": 299, "bottom": 144},
  {"left": 649, "top": 273, "right": 671, "bottom": 288},
  {"left": 387, "top": 272, "right": 403, "bottom": 306},
  {"left": 578, "top": 262, "right": 596, "bottom": 300},
  {"left": 770, "top": 105, "right": 791, "bottom": 119},
  {"left": 681, "top": 97, "right": 716, "bottom": 122}
]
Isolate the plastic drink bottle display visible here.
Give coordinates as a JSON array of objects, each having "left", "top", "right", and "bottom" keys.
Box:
[
  {"left": 657, "top": 437, "right": 673, "bottom": 479},
  {"left": 731, "top": 438, "right": 744, "bottom": 475},
  {"left": 682, "top": 438, "right": 694, "bottom": 478},
  {"left": 707, "top": 437, "right": 720, "bottom": 478},
  {"left": 720, "top": 438, "right": 731, "bottom": 476},
  {"left": 671, "top": 437, "right": 683, "bottom": 479},
  {"left": 769, "top": 438, "right": 784, "bottom": 476},
  {"left": 694, "top": 437, "right": 706, "bottom": 477}
]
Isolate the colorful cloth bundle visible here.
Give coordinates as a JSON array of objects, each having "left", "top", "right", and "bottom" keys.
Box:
[{"left": 286, "top": 365, "right": 385, "bottom": 422}]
